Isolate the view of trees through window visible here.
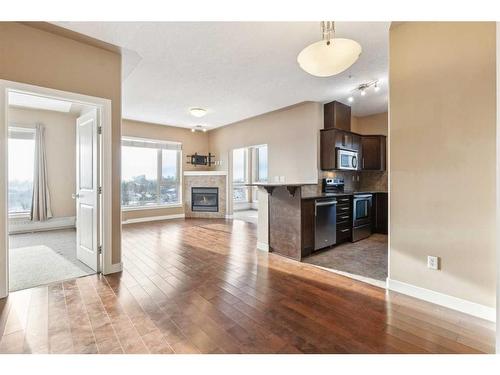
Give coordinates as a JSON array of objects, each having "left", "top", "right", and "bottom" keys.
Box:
[
  {"left": 8, "top": 136, "right": 35, "bottom": 214},
  {"left": 121, "top": 143, "right": 180, "bottom": 207}
]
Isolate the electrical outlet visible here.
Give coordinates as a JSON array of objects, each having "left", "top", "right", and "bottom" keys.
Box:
[{"left": 427, "top": 256, "right": 440, "bottom": 270}]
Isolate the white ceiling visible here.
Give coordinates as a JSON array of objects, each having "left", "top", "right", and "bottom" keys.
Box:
[{"left": 54, "top": 22, "right": 389, "bottom": 129}]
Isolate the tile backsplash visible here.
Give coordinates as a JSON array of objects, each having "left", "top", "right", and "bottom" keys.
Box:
[
  {"left": 315, "top": 169, "right": 388, "bottom": 192},
  {"left": 358, "top": 170, "right": 388, "bottom": 192}
]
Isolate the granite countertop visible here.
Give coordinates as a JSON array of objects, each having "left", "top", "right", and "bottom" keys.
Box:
[
  {"left": 245, "top": 183, "right": 317, "bottom": 187},
  {"left": 301, "top": 190, "right": 388, "bottom": 200}
]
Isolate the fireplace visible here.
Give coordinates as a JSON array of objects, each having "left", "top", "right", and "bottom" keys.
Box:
[{"left": 191, "top": 187, "right": 219, "bottom": 212}]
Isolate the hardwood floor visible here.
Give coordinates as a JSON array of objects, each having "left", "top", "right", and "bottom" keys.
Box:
[{"left": 0, "top": 218, "right": 495, "bottom": 354}]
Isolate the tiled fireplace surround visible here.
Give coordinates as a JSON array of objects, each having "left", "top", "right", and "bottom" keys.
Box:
[{"left": 183, "top": 171, "right": 227, "bottom": 219}]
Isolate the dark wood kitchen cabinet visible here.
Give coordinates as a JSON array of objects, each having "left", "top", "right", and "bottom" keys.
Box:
[
  {"left": 361, "top": 135, "right": 386, "bottom": 171},
  {"left": 320, "top": 129, "right": 361, "bottom": 170},
  {"left": 372, "top": 192, "right": 388, "bottom": 234},
  {"left": 324, "top": 100, "right": 351, "bottom": 131}
]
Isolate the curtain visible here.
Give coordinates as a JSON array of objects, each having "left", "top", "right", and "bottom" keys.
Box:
[{"left": 31, "top": 124, "right": 52, "bottom": 221}]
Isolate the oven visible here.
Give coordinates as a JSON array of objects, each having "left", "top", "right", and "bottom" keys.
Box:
[
  {"left": 352, "top": 194, "right": 372, "bottom": 241},
  {"left": 336, "top": 148, "right": 358, "bottom": 170}
]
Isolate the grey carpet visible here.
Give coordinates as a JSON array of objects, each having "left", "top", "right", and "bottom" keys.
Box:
[
  {"left": 304, "top": 234, "right": 388, "bottom": 281},
  {"left": 9, "top": 229, "right": 94, "bottom": 291}
]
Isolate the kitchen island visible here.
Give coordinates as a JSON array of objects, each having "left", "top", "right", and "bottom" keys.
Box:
[
  {"left": 249, "top": 183, "right": 388, "bottom": 261},
  {"left": 249, "top": 183, "right": 317, "bottom": 261}
]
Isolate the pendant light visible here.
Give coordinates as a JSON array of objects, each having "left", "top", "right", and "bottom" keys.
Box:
[{"left": 297, "top": 22, "right": 362, "bottom": 77}]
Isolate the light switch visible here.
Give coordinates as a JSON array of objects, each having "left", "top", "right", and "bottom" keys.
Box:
[{"left": 427, "top": 256, "right": 440, "bottom": 270}]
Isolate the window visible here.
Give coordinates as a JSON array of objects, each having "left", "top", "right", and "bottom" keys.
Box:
[
  {"left": 255, "top": 145, "right": 268, "bottom": 183},
  {"left": 121, "top": 137, "right": 181, "bottom": 208},
  {"left": 232, "top": 148, "right": 248, "bottom": 202},
  {"left": 8, "top": 127, "right": 35, "bottom": 215}
]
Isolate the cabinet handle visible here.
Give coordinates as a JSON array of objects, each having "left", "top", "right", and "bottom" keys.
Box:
[
  {"left": 340, "top": 229, "right": 350, "bottom": 233},
  {"left": 339, "top": 198, "right": 349, "bottom": 202},
  {"left": 340, "top": 215, "right": 349, "bottom": 219},
  {"left": 340, "top": 207, "right": 349, "bottom": 211}
]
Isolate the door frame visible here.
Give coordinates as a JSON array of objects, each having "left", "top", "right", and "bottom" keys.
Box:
[{"left": 0, "top": 80, "right": 114, "bottom": 298}]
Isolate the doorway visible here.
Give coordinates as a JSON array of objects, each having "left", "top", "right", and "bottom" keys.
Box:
[
  {"left": 0, "top": 80, "right": 113, "bottom": 298},
  {"left": 232, "top": 144, "right": 268, "bottom": 224}
]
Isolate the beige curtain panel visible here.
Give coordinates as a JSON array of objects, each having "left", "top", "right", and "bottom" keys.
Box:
[{"left": 31, "top": 124, "right": 52, "bottom": 221}]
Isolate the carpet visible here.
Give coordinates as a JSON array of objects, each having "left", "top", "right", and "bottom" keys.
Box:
[
  {"left": 9, "top": 229, "right": 94, "bottom": 291},
  {"left": 9, "top": 245, "right": 94, "bottom": 291}
]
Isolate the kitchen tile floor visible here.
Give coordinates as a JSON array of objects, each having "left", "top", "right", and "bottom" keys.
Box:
[{"left": 303, "top": 234, "right": 388, "bottom": 282}]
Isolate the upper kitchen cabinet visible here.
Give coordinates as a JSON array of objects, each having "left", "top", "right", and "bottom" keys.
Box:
[
  {"left": 320, "top": 129, "right": 361, "bottom": 170},
  {"left": 324, "top": 101, "right": 351, "bottom": 131},
  {"left": 361, "top": 135, "right": 386, "bottom": 171}
]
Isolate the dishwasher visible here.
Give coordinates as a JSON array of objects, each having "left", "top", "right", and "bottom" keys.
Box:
[{"left": 314, "top": 198, "right": 337, "bottom": 251}]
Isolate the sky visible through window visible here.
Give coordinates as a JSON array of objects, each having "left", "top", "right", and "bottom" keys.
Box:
[
  {"left": 233, "top": 148, "right": 245, "bottom": 183},
  {"left": 8, "top": 138, "right": 35, "bottom": 213},
  {"left": 257, "top": 146, "right": 268, "bottom": 182}
]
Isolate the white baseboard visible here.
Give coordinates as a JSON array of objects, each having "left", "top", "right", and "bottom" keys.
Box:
[
  {"left": 103, "top": 262, "right": 123, "bottom": 275},
  {"left": 122, "top": 213, "right": 185, "bottom": 225},
  {"left": 257, "top": 241, "right": 269, "bottom": 252},
  {"left": 9, "top": 216, "right": 76, "bottom": 234},
  {"left": 387, "top": 278, "right": 496, "bottom": 322}
]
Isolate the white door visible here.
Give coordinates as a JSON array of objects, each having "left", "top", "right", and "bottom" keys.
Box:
[{"left": 75, "top": 109, "right": 100, "bottom": 272}]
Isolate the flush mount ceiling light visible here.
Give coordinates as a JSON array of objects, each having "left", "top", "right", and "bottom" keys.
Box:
[
  {"left": 191, "top": 125, "right": 207, "bottom": 133},
  {"left": 189, "top": 107, "right": 207, "bottom": 118},
  {"left": 297, "top": 21, "right": 362, "bottom": 77}
]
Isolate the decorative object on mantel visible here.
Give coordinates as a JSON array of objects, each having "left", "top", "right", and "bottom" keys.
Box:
[{"left": 186, "top": 152, "right": 218, "bottom": 167}]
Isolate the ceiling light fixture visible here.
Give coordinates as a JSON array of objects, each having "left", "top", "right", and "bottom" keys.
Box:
[
  {"left": 191, "top": 125, "right": 207, "bottom": 133},
  {"left": 297, "top": 21, "right": 362, "bottom": 77},
  {"left": 189, "top": 108, "right": 207, "bottom": 118},
  {"left": 347, "top": 96, "right": 354, "bottom": 103},
  {"left": 350, "top": 80, "right": 380, "bottom": 99}
]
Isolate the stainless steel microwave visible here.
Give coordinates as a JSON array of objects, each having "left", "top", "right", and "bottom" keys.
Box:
[{"left": 336, "top": 148, "right": 358, "bottom": 170}]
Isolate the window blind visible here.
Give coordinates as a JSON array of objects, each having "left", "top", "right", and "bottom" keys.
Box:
[
  {"left": 8, "top": 126, "right": 36, "bottom": 140},
  {"left": 122, "top": 137, "right": 182, "bottom": 151}
]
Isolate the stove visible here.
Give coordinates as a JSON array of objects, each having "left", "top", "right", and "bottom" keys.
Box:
[{"left": 322, "top": 178, "right": 345, "bottom": 194}]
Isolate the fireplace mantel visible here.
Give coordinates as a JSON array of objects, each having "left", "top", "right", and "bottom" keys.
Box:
[{"left": 183, "top": 171, "right": 227, "bottom": 176}]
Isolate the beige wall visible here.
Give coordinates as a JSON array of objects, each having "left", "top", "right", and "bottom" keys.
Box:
[
  {"left": 352, "top": 112, "right": 388, "bottom": 136},
  {"left": 0, "top": 22, "right": 122, "bottom": 264},
  {"left": 390, "top": 22, "right": 496, "bottom": 307},
  {"left": 208, "top": 102, "right": 322, "bottom": 183},
  {"left": 208, "top": 101, "right": 323, "bottom": 214},
  {"left": 9, "top": 107, "right": 77, "bottom": 218},
  {"left": 121, "top": 119, "right": 209, "bottom": 221}
]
